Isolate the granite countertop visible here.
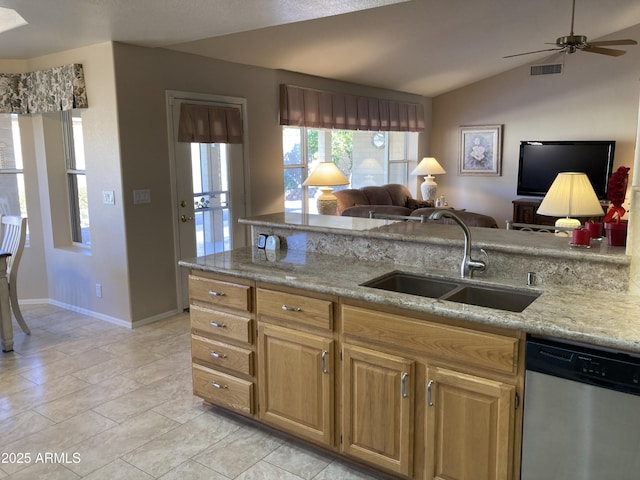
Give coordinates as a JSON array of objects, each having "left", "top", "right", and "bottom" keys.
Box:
[{"left": 180, "top": 246, "right": 640, "bottom": 355}]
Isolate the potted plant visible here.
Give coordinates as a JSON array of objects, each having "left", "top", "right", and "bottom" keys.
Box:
[{"left": 603, "top": 166, "right": 630, "bottom": 246}]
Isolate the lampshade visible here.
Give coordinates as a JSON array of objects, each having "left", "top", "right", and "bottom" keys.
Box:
[
  {"left": 410, "top": 157, "right": 446, "bottom": 202},
  {"left": 410, "top": 157, "right": 447, "bottom": 176},
  {"left": 303, "top": 162, "right": 349, "bottom": 187},
  {"left": 537, "top": 172, "right": 604, "bottom": 231}
]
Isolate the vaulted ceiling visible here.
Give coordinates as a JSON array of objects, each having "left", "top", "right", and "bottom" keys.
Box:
[{"left": 2, "top": 0, "right": 640, "bottom": 96}]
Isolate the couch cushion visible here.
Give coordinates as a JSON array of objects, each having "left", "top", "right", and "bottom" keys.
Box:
[
  {"left": 411, "top": 208, "right": 499, "bottom": 228},
  {"left": 335, "top": 189, "right": 370, "bottom": 215},
  {"left": 341, "top": 205, "right": 413, "bottom": 218}
]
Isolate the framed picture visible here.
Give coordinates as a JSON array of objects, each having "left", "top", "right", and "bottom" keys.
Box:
[{"left": 459, "top": 125, "right": 503, "bottom": 176}]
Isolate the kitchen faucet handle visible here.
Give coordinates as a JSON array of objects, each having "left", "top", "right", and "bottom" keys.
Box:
[{"left": 479, "top": 248, "right": 489, "bottom": 268}]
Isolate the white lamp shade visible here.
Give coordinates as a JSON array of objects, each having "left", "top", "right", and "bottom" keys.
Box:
[
  {"left": 537, "top": 172, "right": 604, "bottom": 217},
  {"left": 303, "top": 162, "right": 349, "bottom": 187},
  {"left": 410, "top": 157, "right": 446, "bottom": 176}
]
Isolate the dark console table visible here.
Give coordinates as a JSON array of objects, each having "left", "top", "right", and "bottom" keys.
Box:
[{"left": 512, "top": 199, "right": 606, "bottom": 226}]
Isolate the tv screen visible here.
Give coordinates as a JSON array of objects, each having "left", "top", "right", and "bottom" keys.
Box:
[{"left": 517, "top": 141, "right": 615, "bottom": 200}]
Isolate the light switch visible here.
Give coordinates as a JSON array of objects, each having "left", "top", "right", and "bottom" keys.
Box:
[
  {"left": 102, "top": 190, "right": 115, "bottom": 205},
  {"left": 133, "top": 189, "right": 151, "bottom": 204}
]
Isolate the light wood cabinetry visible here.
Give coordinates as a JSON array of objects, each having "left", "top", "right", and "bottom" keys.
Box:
[
  {"left": 256, "top": 287, "right": 336, "bottom": 447},
  {"left": 188, "top": 272, "right": 256, "bottom": 416},
  {"left": 342, "top": 344, "right": 415, "bottom": 476}
]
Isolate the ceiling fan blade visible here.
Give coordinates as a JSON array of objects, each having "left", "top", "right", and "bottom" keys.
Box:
[
  {"left": 582, "top": 45, "right": 627, "bottom": 56},
  {"left": 503, "top": 47, "right": 563, "bottom": 58},
  {"left": 587, "top": 39, "right": 637, "bottom": 47}
]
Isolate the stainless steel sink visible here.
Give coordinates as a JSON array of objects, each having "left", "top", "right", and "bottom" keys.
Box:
[
  {"left": 361, "top": 271, "right": 460, "bottom": 299},
  {"left": 361, "top": 271, "right": 540, "bottom": 312}
]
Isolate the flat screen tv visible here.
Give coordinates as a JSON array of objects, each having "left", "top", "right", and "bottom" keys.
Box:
[{"left": 517, "top": 140, "right": 615, "bottom": 200}]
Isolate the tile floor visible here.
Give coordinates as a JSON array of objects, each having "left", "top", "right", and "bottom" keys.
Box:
[{"left": 0, "top": 305, "right": 385, "bottom": 480}]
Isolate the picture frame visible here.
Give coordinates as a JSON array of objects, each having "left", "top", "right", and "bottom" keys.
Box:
[{"left": 459, "top": 125, "right": 503, "bottom": 176}]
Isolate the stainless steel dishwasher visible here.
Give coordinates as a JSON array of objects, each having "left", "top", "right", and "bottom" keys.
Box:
[{"left": 521, "top": 336, "right": 640, "bottom": 480}]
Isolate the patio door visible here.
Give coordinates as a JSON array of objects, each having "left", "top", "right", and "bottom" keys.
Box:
[{"left": 168, "top": 92, "right": 248, "bottom": 309}]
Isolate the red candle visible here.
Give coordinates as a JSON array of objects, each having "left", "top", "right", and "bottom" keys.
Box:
[
  {"left": 572, "top": 228, "right": 591, "bottom": 246},
  {"left": 584, "top": 221, "right": 603, "bottom": 239}
]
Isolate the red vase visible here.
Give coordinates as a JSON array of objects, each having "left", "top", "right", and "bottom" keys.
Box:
[{"left": 604, "top": 221, "right": 628, "bottom": 246}]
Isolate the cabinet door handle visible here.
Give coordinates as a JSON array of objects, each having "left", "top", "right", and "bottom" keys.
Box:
[
  {"left": 208, "top": 290, "right": 225, "bottom": 296},
  {"left": 210, "top": 351, "right": 227, "bottom": 359},
  {"left": 427, "top": 380, "right": 435, "bottom": 406},
  {"left": 281, "top": 304, "right": 302, "bottom": 312},
  {"left": 321, "top": 350, "right": 329, "bottom": 374},
  {"left": 209, "top": 321, "right": 227, "bottom": 328},
  {"left": 401, "top": 372, "right": 409, "bottom": 398},
  {"left": 211, "top": 382, "right": 228, "bottom": 389}
]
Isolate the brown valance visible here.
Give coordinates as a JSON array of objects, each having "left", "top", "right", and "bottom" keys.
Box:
[
  {"left": 279, "top": 84, "right": 425, "bottom": 132},
  {"left": 178, "top": 103, "right": 243, "bottom": 144}
]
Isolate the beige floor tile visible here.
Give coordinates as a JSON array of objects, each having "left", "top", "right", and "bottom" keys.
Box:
[
  {"left": 91, "top": 386, "right": 170, "bottom": 423},
  {"left": 0, "top": 466, "right": 6, "bottom": 477},
  {"left": 70, "top": 350, "right": 163, "bottom": 385},
  {"left": 19, "top": 348, "right": 115, "bottom": 385},
  {"left": 151, "top": 391, "right": 210, "bottom": 424},
  {"left": 313, "top": 460, "right": 384, "bottom": 480},
  {"left": 158, "top": 459, "right": 230, "bottom": 480},
  {"left": 34, "top": 375, "right": 143, "bottom": 423},
  {"left": 121, "top": 350, "right": 192, "bottom": 385},
  {"left": 0, "top": 348, "right": 71, "bottom": 376},
  {"left": 122, "top": 410, "right": 241, "bottom": 477},
  {"left": 236, "top": 460, "right": 305, "bottom": 480},
  {"left": 264, "top": 442, "right": 332, "bottom": 480},
  {"left": 0, "top": 372, "right": 38, "bottom": 396},
  {"left": 81, "top": 459, "right": 154, "bottom": 480},
  {"left": 64, "top": 410, "right": 178, "bottom": 477},
  {"left": 193, "top": 425, "right": 285, "bottom": 478},
  {"left": 0, "top": 462, "right": 79, "bottom": 480},
  {"left": 0, "top": 409, "right": 54, "bottom": 445}
]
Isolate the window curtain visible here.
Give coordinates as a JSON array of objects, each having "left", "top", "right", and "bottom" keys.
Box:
[
  {"left": 279, "top": 84, "right": 425, "bottom": 132},
  {"left": 177, "top": 103, "right": 244, "bottom": 144},
  {"left": 0, "top": 64, "right": 88, "bottom": 114}
]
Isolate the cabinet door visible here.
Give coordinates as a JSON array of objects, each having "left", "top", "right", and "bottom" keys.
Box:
[
  {"left": 425, "top": 366, "right": 515, "bottom": 480},
  {"left": 258, "top": 323, "right": 334, "bottom": 446},
  {"left": 342, "top": 344, "right": 415, "bottom": 477}
]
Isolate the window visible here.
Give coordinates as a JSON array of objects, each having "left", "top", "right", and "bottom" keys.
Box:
[
  {"left": 62, "top": 110, "right": 89, "bottom": 246},
  {"left": 283, "top": 127, "right": 418, "bottom": 214},
  {"left": 0, "top": 114, "right": 27, "bottom": 217}
]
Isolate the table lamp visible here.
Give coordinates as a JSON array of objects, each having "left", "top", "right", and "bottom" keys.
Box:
[
  {"left": 410, "top": 157, "right": 446, "bottom": 201},
  {"left": 536, "top": 172, "right": 604, "bottom": 233},
  {"left": 303, "top": 161, "right": 349, "bottom": 215}
]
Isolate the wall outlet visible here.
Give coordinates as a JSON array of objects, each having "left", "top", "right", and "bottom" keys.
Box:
[{"left": 95, "top": 283, "right": 102, "bottom": 298}]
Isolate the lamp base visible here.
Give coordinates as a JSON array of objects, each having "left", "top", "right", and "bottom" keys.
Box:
[
  {"left": 554, "top": 217, "right": 581, "bottom": 237},
  {"left": 420, "top": 175, "right": 438, "bottom": 202},
  {"left": 316, "top": 187, "right": 338, "bottom": 215}
]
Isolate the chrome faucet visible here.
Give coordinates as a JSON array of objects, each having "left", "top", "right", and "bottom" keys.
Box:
[{"left": 428, "top": 210, "right": 488, "bottom": 278}]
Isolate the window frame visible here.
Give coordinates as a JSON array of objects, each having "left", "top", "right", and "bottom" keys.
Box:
[{"left": 62, "top": 110, "right": 89, "bottom": 246}]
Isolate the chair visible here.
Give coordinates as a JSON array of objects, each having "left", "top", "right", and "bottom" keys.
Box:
[{"left": 0, "top": 215, "right": 30, "bottom": 335}]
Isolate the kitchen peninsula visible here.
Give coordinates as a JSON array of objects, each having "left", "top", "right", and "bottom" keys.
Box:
[{"left": 179, "top": 213, "right": 639, "bottom": 480}]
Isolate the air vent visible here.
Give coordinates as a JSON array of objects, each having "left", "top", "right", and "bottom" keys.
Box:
[{"left": 530, "top": 63, "right": 563, "bottom": 76}]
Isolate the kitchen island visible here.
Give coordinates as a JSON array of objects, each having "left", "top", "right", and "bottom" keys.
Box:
[{"left": 179, "top": 213, "right": 638, "bottom": 480}]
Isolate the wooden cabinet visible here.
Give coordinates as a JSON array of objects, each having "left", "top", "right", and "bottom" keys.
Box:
[
  {"left": 425, "top": 366, "right": 515, "bottom": 480},
  {"left": 342, "top": 344, "right": 415, "bottom": 476},
  {"left": 256, "top": 287, "right": 336, "bottom": 447},
  {"left": 189, "top": 272, "right": 256, "bottom": 416},
  {"left": 513, "top": 199, "right": 605, "bottom": 226}
]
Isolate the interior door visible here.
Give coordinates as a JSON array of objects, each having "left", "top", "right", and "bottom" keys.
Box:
[{"left": 168, "top": 94, "right": 248, "bottom": 309}]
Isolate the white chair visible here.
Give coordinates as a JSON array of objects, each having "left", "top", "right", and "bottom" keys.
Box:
[{"left": 0, "top": 215, "right": 30, "bottom": 335}]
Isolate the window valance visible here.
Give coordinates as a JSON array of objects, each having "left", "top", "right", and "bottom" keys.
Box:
[
  {"left": 279, "top": 84, "right": 425, "bottom": 132},
  {"left": 177, "top": 103, "right": 244, "bottom": 144},
  {"left": 0, "top": 64, "right": 88, "bottom": 114}
]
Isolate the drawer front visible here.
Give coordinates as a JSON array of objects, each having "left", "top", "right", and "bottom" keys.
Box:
[
  {"left": 192, "top": 364, "right": 254, "bottom": 414},
  {"left": 257, "top": 288, "right": 333, "bottom": 330},
  {"left": 191, "top": 305, "right": 252, "bottom": 344},
  {"left": 191, "top": 334, "right": 253, "bottom": 376},
  {"left": 190, "top": 275, "right": 251, "bottom": 312},
  {"left": 342, "top": 305, "right": 518, "bottom": 375}
]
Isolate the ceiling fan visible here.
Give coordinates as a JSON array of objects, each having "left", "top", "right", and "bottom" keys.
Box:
[{"left": 504, "top": 0, "right": 637, "bottom": 58}]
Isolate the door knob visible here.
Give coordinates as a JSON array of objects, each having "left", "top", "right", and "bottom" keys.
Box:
[
  {"left": 180, "top": 200, "right": 187, "bottom": 207},
  {"left": 180, "top": 215, "right": 193, "bottom": 222}
]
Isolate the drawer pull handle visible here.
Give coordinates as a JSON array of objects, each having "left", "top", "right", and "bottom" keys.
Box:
[
  {"left": 208, "top": 290, "right": 226, "bottom": 297},
  {"left": 427, "top": 380, "right": 435, "bottom": 406},
  {"left": 281, "top": 304, "right": 302, "bottom": 312},
  {"left": 210, "top": 351, "right": 227, "bottom": 359},
  {"left": 401, "top": 372, "right": 409, "bottom": 398},
  {"left": 211, "top": 382, "right": 228, "bottom": 389},
  {"left": 209, "top": 321, "right": 227, "bottom": 328},
  {"left": 321, "top": 350, "right": 329, "bottom": 374}
]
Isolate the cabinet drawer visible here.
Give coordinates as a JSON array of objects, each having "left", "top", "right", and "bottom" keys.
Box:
[
  {"left": 192, "top": 364, "right": 254, "bottom": 415},
  {"left": 191, "top": 305, "right": 252, "bottom": 344},
  {"left": 191, "top": 334, "right": 253, "bottom": 376},
  {"left": 257, "top": 288, "right": 333, "bottom": 330},
  {"left": 342, "top": 305, "right": 519, "bottom": 375},
  {"left": 190, "top": 275, "right": 251, "bottom": 312}
]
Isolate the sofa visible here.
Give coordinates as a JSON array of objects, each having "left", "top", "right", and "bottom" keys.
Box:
[{"left": 334, "top": 184, "right": 498, "bottom": 228}]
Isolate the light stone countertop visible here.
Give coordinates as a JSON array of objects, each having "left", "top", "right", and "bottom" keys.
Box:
[{"left": 180, "top": 246, "right": 640, "bottom": 355}]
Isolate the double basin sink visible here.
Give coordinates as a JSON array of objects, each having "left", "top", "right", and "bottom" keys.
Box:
[{"left": 361, "top": 271, "right": 540, "bottom": 313}]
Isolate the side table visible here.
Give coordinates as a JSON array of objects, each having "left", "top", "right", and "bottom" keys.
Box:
[{"left": 0, "top": 252, "right": 13, "bottom": 352}]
